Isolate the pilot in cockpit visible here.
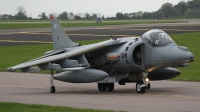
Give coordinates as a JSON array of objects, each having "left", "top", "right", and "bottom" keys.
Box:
[{"left": 141, "top": 29, "right": 176, "bottom": 47}]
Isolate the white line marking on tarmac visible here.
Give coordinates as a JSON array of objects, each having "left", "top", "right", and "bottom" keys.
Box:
[
  {"left": 0, "top": 32, "right": 136, "bottom": 37},
  {"left": 0, "top": 84, "right": 92, "bottom": 91},
  {"left": 0, "top": 84, "right": 47, "bottom": 89},
  {"left": 119, "top": 29, "right": 200, "bottom": 31},
  {"left": 145, "top": 94, "right": 200, "bottom": 100},
  {"left": 0, "top": 36, "right": 138, "bottom": 44}
]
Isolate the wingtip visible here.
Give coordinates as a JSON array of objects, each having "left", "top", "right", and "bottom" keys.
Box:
[{"left": 6, "top": 68, "right": 16, "bottom": 72}]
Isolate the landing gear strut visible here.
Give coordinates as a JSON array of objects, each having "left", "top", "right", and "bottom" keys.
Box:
[
  {"left": 98, "top": 83, "right": 114, "bottom": 92},
  {"left": 136, "top": 72, "right": 150, "bottom": 93},
  {"left": 50, "top": 70, "right": 55, "bottom": 93}
]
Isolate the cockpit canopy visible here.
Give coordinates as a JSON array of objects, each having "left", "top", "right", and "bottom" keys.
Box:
[{"left": 141, "top": 29, "right": 175, "bottom": 46}]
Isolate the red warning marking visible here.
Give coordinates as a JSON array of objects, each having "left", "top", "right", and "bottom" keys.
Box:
[{"left": 112, "top": 56, "right": 114, "bottom": 59}]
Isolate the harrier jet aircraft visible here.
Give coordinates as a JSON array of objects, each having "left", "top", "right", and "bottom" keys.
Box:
[{"left": 7, "top": 15, "right": 194, "bottom": 94}]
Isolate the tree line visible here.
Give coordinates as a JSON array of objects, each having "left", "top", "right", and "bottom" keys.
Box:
[
  {"left": 115, "top": 0, "right": 200, "bottom": 19},
  {"left": 1, "top": 0, "right": 200, "bottom": 20}
]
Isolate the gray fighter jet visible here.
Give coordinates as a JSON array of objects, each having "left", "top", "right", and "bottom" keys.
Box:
[{"left": 7, "top": 15, "right": 194, "bottom": 94}]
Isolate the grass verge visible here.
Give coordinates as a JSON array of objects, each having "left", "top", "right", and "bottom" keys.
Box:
[
  {"left": 170, "top": 33, "right": 200, "bottom": 81},
  {"left": 0, "top": 20, "right": 186, "bottom": 29},
  {"left": 0, "top": 102, "right": 113, "bottom": 112},
  {"left": 0, "top": 32, "right": 199, "bottom": 81}
]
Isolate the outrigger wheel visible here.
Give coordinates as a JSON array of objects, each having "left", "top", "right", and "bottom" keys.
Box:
[
  {"left": 50, "top": 70, "right": 56, "bottom": 93},
  {"left": 50, "top": 86, "right": 55, "bottom": 93}
]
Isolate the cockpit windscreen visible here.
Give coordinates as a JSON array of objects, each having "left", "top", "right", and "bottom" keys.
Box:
[{"left": 141, "top": 29, "right": 175, "bottom": 46}]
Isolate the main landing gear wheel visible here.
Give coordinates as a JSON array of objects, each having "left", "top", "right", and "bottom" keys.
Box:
[
  {"left": 136, "top": 81, "right": 146, "bottom": 94},
  {"left": 106, "top": 83, "right": 114, "bottom": 92},
  {"left": 98, "top": 83, "right": 114, "bottom": 92},
  {"left": 50, "top": 70, "right": 56, "bottom": 93},
  {"left": 98, "top": 83, "right": 106, "bottom": 91}
]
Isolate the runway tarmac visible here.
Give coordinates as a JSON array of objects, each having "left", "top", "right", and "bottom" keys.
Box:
[
  {"left": 0, "top": 22, "right": 200, "bottom": 46},
  {"left": 0, "top": 72, "right": 200, "bottom": 112}
]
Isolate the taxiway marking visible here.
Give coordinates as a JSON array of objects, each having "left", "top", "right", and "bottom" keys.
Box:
[
  {"left": 0, "top": 32, "right": 136, "bottom": 37},
  {"left": 119, "top": 29, "right": 200, "bottom": 32},
  {"left": 145, "top": 94, "right": 200, "bottom": 100},
  {"left": 0, "top": 84, "right": 94, "bottom": 92}
]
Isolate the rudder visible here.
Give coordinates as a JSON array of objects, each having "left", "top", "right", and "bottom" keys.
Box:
[{"left": 50, "top": 14, "right": 79, "bottom": 50}]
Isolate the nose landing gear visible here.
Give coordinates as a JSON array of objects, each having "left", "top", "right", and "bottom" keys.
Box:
[
  {"left": 136, "top": 80, "right": 146, "bottom": 93},
  {"left": 136, "top": 72, "right": 150, "bottom": 93}
]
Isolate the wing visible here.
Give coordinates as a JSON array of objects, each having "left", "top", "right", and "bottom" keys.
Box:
[{"left": 7, "top": 39, "right": 125, "bottom": 72}]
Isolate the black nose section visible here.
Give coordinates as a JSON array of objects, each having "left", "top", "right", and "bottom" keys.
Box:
[{"left": 177, "top": 70, "right": 181, "bottom": 75}]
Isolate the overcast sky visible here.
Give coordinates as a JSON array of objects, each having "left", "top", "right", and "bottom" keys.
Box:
[{"left": 0, "top": 0, "right": 185, "bottom": 18}]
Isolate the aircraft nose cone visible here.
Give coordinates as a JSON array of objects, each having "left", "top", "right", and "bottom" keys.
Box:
[
  {"left": 190, "top": 54, "right": 194, "bottom": 62},
  {"left": 169, "top": 46, "right": 194, "bottom": 64},
  {"left": 185, "top": 52, "right": 194, "bottom": 62}
]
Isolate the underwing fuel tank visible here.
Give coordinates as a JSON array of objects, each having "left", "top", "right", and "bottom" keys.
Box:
[{"left": 53, "top": 69, "right": 108, "bottom": 83}]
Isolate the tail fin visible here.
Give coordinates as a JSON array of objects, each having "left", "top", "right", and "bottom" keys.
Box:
[{"left": 50, "top": 14, "right": 79, "bottom": 50}]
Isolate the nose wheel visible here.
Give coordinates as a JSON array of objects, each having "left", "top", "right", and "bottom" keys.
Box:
[
  {"left": 50, "top": 70, "right": 56, "bottom": 93},
  {"left": 136, "top": 72, "right": 150, "bottom": 94},
  {"left": 136, "top": 80, "right": 146, "bottom": 93}
]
